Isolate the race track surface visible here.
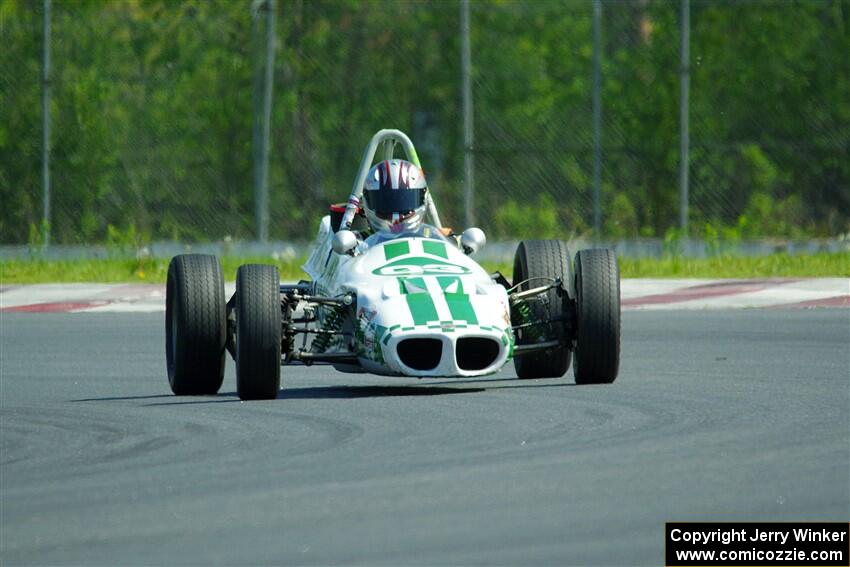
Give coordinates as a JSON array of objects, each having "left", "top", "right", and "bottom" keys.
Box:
[{"left": 1, "top": 310, "right": 848, "bottom": 565}]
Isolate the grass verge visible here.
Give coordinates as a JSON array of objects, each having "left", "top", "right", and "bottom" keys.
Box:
[
  {"left": 1, "top": 251, "right": 847, "bottom": 284},
  {"left": 618, "top": 252, "right": 849, "bottom": 278},
  {"left": 0, "top": 256, "right": 308, "bottom": 284}
]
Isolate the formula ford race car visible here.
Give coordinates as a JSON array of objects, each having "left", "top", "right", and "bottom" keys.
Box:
[{"left": 165, "top": 130, "right": 621, "bottom": 400}]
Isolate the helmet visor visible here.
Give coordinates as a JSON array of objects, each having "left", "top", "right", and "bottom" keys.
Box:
[{"left": 364, "top": 188, "right": 425, "bottom": 215}]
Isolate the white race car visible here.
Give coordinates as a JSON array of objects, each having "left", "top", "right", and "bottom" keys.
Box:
[{"left": 165, "top": 130, "right": 621, "bottom": 400}]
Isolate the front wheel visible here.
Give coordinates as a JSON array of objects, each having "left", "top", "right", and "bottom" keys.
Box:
[
  {"left": 165, "top": 254, "right": 226, "bottom": 395},
  {"left": 235, "top": 264, "right": 282, "bottom": 400},
  {"left": 573, "top": 249, "right": 621, "bottom": 384},
  {"left": 512, "top": 240, "right": 573, "bottom": 379}
]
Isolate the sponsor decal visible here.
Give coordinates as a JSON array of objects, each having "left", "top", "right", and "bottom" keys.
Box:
[{"left": 356, "top": 309, "right": 386, "bottom": 363}]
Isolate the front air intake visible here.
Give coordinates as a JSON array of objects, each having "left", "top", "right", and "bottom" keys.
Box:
[
  {"left": 456, "top": 337, "right": 501, "bottom": 371},
  {"left": 397, "top": 338, "right": 443, "bottom": 371}
]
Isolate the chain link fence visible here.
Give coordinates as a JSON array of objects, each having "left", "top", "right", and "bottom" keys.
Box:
[{"left": 1, "top": 0, "right": 848, "bottom": 247}]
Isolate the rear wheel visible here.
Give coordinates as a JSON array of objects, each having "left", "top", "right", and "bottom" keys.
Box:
[
  {"left": 166, "top": 254, "right": 226, "bottom": 395},
  {"left": 512, "top": 240, "right": 573, "bottom": 379},
  {"left": 235, "top": 264, "right": 282, "bottom": 400},
  {"left": 573, "top": 248, "right": 621, "bottom": 384}
]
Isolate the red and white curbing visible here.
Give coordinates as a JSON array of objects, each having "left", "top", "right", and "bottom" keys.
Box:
[
  {"left": 0, "top": 279, "right": 847, "bottom": 313},
  {"left": 0, "top": 283, "right": 233, "bottom": 313},
  {"left": 620, "top": 278, "right": 848, "bottom": 310}
]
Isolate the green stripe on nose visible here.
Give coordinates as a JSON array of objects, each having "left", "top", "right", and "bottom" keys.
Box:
[
  {"left": 406, "top": 293, "right": 439, "bottom": 326},
  {"left": 383, "top": 240, "right": 410, "bottom": 260},
  {"left": 445, "top": 293, "right": 478, "bottom": 325},
  {"left": 400, "top": 277, "right": 428, "bottom": 294},
  {"left": 436, "top": 276, "right": 461, "bottom": 293}
]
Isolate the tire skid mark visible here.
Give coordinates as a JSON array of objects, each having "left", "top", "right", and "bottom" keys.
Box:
[
  {"left": 97, "top": 436, "right": 179, "bottom": 464},
  {"left": 519, "top": 387, "right": 780, "bottom": 465},
  {"left": 381, "top": 383, "right": 779, "bottom": 473},
  {"left": 2, "top": 406, "right": 215, "bottom": 474},
  {"left": 220, "top": 408, "right": 367, "bottom": 458}
]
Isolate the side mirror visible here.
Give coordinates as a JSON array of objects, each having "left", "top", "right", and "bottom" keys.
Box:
[
  {"left": 332, "top": 230, "right": 358, "bottom": 256},
  {"left": 460, "top": 227, "right": 486, "bottom": 255}
]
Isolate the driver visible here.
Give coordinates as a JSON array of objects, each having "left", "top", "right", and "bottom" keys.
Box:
[{"left": 361, "top": 159, "right": 448, "bottom": 245}]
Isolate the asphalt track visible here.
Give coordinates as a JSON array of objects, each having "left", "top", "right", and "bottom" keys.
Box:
[{"left": 1, "top": 310, "right": 848, "bottom": 565}]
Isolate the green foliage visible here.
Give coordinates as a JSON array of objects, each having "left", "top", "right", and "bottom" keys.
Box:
[
  {"left": 27, "top": 221, "right": 49, "bottom": 255},
  {"left": 700, "top": 219, "right": 746, "bottom": 257},
  {"left": 105, "top": 223, "right": 149, "bottom": 256},
  {"left": 738, "top": 144, "right": 781, "bottom": 194},
  {"left": 662, "top": 226, "right": 686, "bottom": 258},
  {"left": 605, "top": 192, "right": 639, "bottom": 238},
  {"left": 0, "top": 0, "right": 847, "bottom": 244},
  {"left": 738, "top": 192, "right": 807, "bottom": 239},
  {"left": 493, "top": 195, "right": 559, "bottom": 240}
]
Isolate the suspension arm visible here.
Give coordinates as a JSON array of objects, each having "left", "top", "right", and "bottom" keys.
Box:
[
  {"left": 512, "top": 339, "right": 562, "bottom": 356},
  {"left": 509, "top": 278, "right": 562, "bottom": 301},
  {"left": 285, "top": 351, "right": 359, "bottom": 365}
]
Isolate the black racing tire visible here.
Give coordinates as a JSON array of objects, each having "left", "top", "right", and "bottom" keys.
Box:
[
  {"left": 166, "top": 254, "right": 226, "bottom": 395},
  {"left": 235, "top": 264, "right": 281, "bottom": 400},
  {"left": 512, "top": 240, "right": 573, "bottom": 379},
  {"left": 573, "top": 248, "right": 621, "bottom": 384}
]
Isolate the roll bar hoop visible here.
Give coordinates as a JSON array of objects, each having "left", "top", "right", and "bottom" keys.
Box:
[{"left": 339, "top": 129, "right": 442, "bottom": 231}]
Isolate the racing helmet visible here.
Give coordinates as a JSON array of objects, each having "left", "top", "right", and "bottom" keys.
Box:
[{"left": 363, "top": 159, "right": 427, "bottom": 233}]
